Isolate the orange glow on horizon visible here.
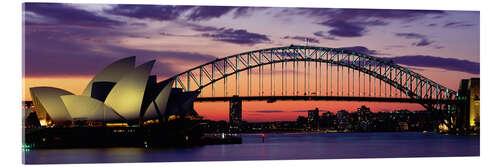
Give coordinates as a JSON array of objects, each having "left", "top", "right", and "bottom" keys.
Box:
[
  {"left": 23, "top": 64, "right": 467, "bottom": 122},
  {"left": 195, "top": 101, "right": 424, "bottom": 122},
  {"left": 23, "top": 76, "right": 93, "bottom": 101}
]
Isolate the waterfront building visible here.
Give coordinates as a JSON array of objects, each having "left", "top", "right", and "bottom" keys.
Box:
[
  {"left": 358, "top": 106, "right": 371, "bottom": 121},
  {"left": 469, "top": 78, "right": 480, "bottom": 128},
  {"left": 307, "top": 108, "right": 320, "bottom": 130},
  {"left": 336, "top": 110, "right": 349, "bottom": 131},
  {"left": 457, "top": 78, "right": 480, "bottom": 132},
  {"left": 320, "top": 111, "right": 335, "bottom": 129},
  {"left": 28, "top": 56, "right": 199, "bottom": 128},
  {"left": 229, "top": 97, "right": 242, "bottom": 132}
]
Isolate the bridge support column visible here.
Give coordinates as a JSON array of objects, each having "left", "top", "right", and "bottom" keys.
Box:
[{"left": 229, "top": 95, "right": 242, "bottom": 132}]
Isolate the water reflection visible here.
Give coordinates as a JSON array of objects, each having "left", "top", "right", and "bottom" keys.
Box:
[{"left": 24, "top": 132, "right": 479, "bottom": 164}]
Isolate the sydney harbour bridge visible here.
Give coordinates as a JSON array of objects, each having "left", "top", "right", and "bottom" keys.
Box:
[{"left": 167, "top": 45, "right": 467, "bottom": 132}]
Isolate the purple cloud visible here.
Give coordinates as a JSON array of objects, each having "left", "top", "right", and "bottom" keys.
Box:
[
  {"left": 340, "top": 46, "right": 378, "bottom": 55},
  {"left": 188, "top": 24, "right": 224, "bottom": 32},
  {"left": 233, "top": 7, "right": 268, "bottom": 18},
  {"left": 320, "top": 20, "right": 388, "bottom": 37},
  {"left": 161, "top": 23, "right": 271, "bottom": 45},
  {"left": 284, "top": 8, "right": 445, "bottom": 38},
  {"left": 24, "top": 24, "right": 215, "bottom": 77},
  {"left": 24, "top": 3, "right": 124, "bottom": 28},
  {"left": 383, "top": 55, "right": 479, "bottom": 74},
  {"left": 395, "top": 33, "right": 434, "bottom": 47},
  {"left": 305, "top": 8, "right": 445, "bottom": 20},
  {"left": 415, "top": 39, "right": 433, "bottom": 46},
  {"left": 443, "top": 21, "right": 475, "bottom": 28},
  {"left": 313, "top": 31, "right": 336, "bottom": 40},
  {"left": 105, "top": 4, "right": 194, "bottom": 21},
  {"left": 283, "top": 36, "right": 319, "bottom": 43},
  {"left": 321, "top": 20, "right": 364, "bottom": 37},
  {"left": 106, "top": 5, "right": 266, "bottom": 21},
  {"left": 201, "top": 28, "right": 270, "bottom": 45},
  {"left": 25, "top": 28, "right": 121, "bottom": 76},
  {"left": 187, "top": 6, "right": 236, "bottom": 21}
]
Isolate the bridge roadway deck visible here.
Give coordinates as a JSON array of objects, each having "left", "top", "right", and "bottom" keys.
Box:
[{"left": 195, "top": 96, "right": 457, "bottom": 104}]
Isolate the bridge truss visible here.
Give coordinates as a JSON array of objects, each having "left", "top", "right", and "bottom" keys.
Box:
[{"left": 168, "top": 45, "right": 461, "bottom": 116}]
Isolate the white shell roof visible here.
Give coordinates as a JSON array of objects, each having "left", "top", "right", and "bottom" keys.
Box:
[
  {"left": 81, "top": 56, "right": 136, "bottom": 97},
  {"left": 61, "top": 95, "right": 125, "bottom": 122},
  {"left": 30, "top": 87, "right": 73, "bottom": 124},
  {"left": 104, "top": 60, "right": 156, "bottom": 121},
  {"left": 144, "top": 80, "right": 174, "bottom": 120}
]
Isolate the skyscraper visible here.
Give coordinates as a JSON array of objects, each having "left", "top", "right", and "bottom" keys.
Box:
[
  {"left": 308, "top": 108, "right": 320, "bottom": 130},
  {"left": 229, "top": 97, "right": 242, "bottom": 132}
]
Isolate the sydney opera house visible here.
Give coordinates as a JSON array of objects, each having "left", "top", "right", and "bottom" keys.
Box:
[{"left": 28, "top": 56, "right": 200, "bottom": 128}]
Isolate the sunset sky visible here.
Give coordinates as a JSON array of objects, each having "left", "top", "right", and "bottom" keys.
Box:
[{"left": 23, "top": 3, "right": 479, "bottom": 122}]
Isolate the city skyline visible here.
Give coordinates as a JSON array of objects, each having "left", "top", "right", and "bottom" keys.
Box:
[{"left": 23, "top": 3, "right": 479, "bottom": 122}]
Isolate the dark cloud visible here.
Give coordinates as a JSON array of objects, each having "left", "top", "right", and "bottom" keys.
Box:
[
  {"left": 187, "top": 6, "right": 236, "bottom": 21},
  {"left": 443, "top": 21, "right": 474, "bottom": 28},
  {"left": 24, "top": 24, "right": 215, "bottom": 77},
  {"left": 188, "top": 24, "right": 224, "bottom": 32},
  {"left": 432, "top": 15, "right": 444, "bottom": 19},
  {"left": 107, "top": 5, "right": 265, "bottom": 21},
  {"left": 382, "top": 55, "right": 479, "bottom": 74},
  {"left": 233, "top": 7, "right": 268, "bottom": 18},
  {"left": 169, "top": 22, "right": 271, "bottom": 46},
  {"left": 25, "top": 27, "right": 121, "bottom": 76},
  {"left": 395, "top": 33, "right": 434, "bottom": 47},
  {"left": 434, "top": 46, "right": 445, "bottom": 49},
  {"left": 252, "top": 110, "right": 284, "bottom": 113},
  {"left": 313, "top": 31, "right": 336, "bottom": 40},
  {"left": 321, "top": 20, "right": 363, "bottom": 37},
  {"left": 340, "top": 46, "right": 378, "bottom": 55},
  {"left": 105, "top": 4, "right": 194, "bottom": 21},
  {"left": 286, "top": 8, "right": 445, "bottom": 38},
  {"left": 395, "top": 32, "right": 426, "bottom": 39},
  {"left": 201, "top": 28, "right": 270, "bottom": 45},
  {"left": 282, "top": 36, "right": 319, "bottom": 43},
  {"left": 341, "top": 9, "right": 445, "bottom": 19},
  {"left": 159, "top": 32, "right": 196, "bottom": 38},
  {"left": 415, "top": 39, "right": 433, "bottom": 46},
  {"left": 305, "top": 8, "right": 445, "bottom": 21},
  {"left": 24, "top": 3, "right": 124, "bottom": 28},
  {"left": 320, "top": 20, "right": 388, "bottom": 37}
]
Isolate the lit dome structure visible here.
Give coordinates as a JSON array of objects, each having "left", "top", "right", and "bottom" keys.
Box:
[{"left": 29, "top": 56, "right": 198, "bottom": 127}]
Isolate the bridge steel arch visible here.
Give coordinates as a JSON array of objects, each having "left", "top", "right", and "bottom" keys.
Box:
[{"left": 168, "top": 45, "right": 460, "bottom": 112}]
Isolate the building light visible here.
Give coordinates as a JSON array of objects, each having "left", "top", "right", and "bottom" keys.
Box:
[
  {"left": 39, "top": 120, "right": 47, "bottom": 126},
  {"left": 106, "top": 123, "right": 128, "bottom": 127}
]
